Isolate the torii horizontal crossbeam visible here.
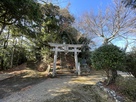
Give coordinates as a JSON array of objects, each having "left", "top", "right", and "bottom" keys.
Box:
[
  {"left": 51, "top": 49, "right": 81, "bottom": 52},
  {"left": 48, "top": 43, "right": 82, "bottom": 48}
]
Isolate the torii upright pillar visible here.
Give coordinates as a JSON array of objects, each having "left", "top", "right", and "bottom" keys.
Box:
[
  {"left": 74, "top": 47, "right": 78, "bottom": 73},
  {"left": 53, "top": 47, "right": 58, "bottom": 77}
]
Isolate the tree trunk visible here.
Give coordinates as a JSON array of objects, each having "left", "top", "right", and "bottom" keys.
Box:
[
  {"left": 0, "top": 29, "right": 10, "bottom": 70},
  {"left": 46, "top": 64, "right": 51, "bottom": 74},
  {"left": 106, "top": 69, "right": 117, "bottom": 85},
  {"left": 131, "top": 70, "right": 136, "bottom": 78},
  {"left": 105, "top": 69, "right": 110, "bottom": 79},
  {"left": 124, "top": 40, "right": 128, "bottom": 52},
  {"left": 1, "top": 59, "right": 4, "bottom": 70},
  {"left": 111, "top": 69, "right": 118, "bottom": 81},
  {"left": 10, "top": 47, "right": 14, "bottom": 68},
  {"left": 0, "top": 24, "right": 6, "bottom": 35}
]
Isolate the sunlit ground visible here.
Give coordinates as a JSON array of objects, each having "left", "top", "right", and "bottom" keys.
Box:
[{"left": 47, "top": 70, "right": 106, "bottom": 97}]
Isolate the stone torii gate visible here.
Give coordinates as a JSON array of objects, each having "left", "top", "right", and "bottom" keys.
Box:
[{"left": 49, "top": 43, "right": 82, "bottom": 76}]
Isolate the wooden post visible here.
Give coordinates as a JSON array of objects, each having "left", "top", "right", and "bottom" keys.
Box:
[
  {"left": 78, "top": 62, "right": 81, "bottom": 75},
  {"left": 53, "top": 47, "right": 58, "bottom": 77},
  {"left": 74, "top": 47, "right": 78, "bottom": 73}
]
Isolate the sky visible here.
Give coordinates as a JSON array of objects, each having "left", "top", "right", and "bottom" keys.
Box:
[{"left": 59, "top": 0, "right": 113, "bottom": 16}]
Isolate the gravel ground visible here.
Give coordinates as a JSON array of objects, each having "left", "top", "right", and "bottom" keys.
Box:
[
  {"left": 44, "top": 85, "right": 99, "bottom": 102},
  {"left": 0, "top": 72, "right": 14, "bottom": 81},
  {"left": 2, "top": 77, "right": 72, "bottom": 102},
  {"left": 1, "top": 71, "right": 106, "bottom": 102}
]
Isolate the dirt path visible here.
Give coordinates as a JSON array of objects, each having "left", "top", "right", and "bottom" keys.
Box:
[{"left": 1, "top": 71, "right": 106, "bottom": 102}]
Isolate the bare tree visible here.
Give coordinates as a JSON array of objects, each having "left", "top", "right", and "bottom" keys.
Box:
[
  {"left": 122, "top": 0, "right": 136, "bottom": 8},
  {"left": 77, "top": 0, "right": 136, "bottom": 49}
]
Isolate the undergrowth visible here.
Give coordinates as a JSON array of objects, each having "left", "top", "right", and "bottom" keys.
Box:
[{"left": 115, "top": 75, "right": 136, "bottom": 101}]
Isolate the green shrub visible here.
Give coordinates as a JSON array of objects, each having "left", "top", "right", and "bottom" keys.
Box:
[
  {"left": 125, "top": 48, "right": 136, "bottom": 78},
  {"left": 116, "top": 76, "right": 136, "bottom": 101},
  {"left": 91, "top": 44, "right": 126, "bottom": 82},
  {"left": 13, "top": 48, "right": 27, "bottom": 65}
]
